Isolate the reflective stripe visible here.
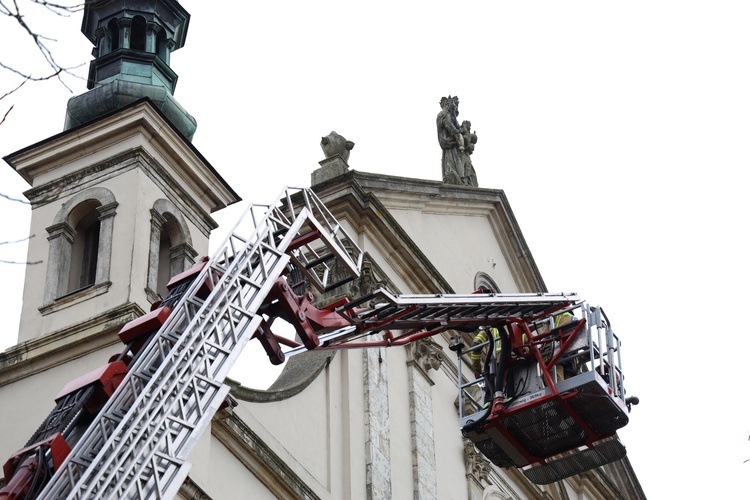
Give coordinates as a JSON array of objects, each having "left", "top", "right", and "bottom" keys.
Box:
[{"left": 470, "top": 328, "right": 502, "bottom": 360}]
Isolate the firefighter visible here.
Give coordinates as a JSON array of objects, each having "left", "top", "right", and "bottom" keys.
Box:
[
  {"left": 470, "top": 325, "right": 509, "bottom": 408},
  {"left": 554, "top": 310, "right": 574, "bottom": 329},
  {"left": 542, "top": 310, "right": 577, "bottom": 380},
  {"left": 470, "top": 326, "right": 501, "bottom": 373}
]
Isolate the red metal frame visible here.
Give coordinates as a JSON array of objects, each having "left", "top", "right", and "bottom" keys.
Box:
[
  {"left": 166, "top": 256, "right": 211, "bottom": 293},
  {"left": 118, "top": 306, "right": 172, "bottom": 344},
  {"left": 253, "top": 278, "right": 353, "bottom": 364},
  {"left": 0, "top": 434, "right": 71, "bottom": 499},
  {"left": 474, "top": 317, "right": 623, "bottom": 468},
  {"left": 55, "top": 361, "right": 128, "bottom": 414}
]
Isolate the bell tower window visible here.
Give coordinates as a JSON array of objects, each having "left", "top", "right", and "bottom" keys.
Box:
[
  {"left": 131, "top": 16, "right": 147, "bottom": 51},
  {"left": 43, "top": 187, "right": 117, "bottom": 308},
  {"left": 107, "top": 18, "right": 120, "bottom": 52},
  {"left": 146, "top": 199, "right": 197, "bottom": 302},
  {"left": 68, "top": 208, "right": 101, "bottom": 292}
]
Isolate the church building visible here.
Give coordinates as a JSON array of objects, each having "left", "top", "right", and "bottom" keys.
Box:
[{"left": 0, "top": 1, "right": 644, "bottom": 498}]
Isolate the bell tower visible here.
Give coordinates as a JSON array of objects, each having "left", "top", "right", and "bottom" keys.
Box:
[{"left": 1, "top": 0, "right": 239, "bottom": 379}]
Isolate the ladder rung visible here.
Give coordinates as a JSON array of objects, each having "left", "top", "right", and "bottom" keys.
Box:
[
  {"left": 324, "top": 275, "right": 355, "bottom": 292},
  {"left": 305, "top": 253, "right": 335, "bottom": 269}
]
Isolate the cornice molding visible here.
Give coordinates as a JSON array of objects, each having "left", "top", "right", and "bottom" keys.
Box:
[
  {"left": 24, "top": 147, "right": 218, "bottom": 237},
  {"left": 5, "top": 100, "right": 239, "bottom": 214},
  {"left": 0, "top": 302, "right": 143, "bottom": 386}
]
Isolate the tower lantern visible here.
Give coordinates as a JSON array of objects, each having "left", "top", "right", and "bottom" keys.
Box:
[{"left": 64, "top": 0, "right": 196, "bottom": 140}]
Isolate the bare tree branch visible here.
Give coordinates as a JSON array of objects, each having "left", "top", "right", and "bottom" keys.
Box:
[
  {"left": 0, "top": 0, "right": 92, "bottom": 93},
  {"left": 0, "top": 1, "right": 112, "bottom": 262},
  {"left": 0, "top": 78, "right": 27, "bottom": 101},
  {"left": 0, "top": 192, "right": 29, "bottom": 204},
  {"left": 0, "top": 61, "right": 63, "bottom": 84},
  {"left": 0, "top": 258, "right": 42, "bottom": 265},
  {"left": 0, "top": 104, "right": 13, "bottom": 126},
  {"left": 0, "top": 235, "right": 33, "bottom": 245}
]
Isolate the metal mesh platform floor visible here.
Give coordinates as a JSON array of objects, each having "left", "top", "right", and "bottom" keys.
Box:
[
  {"left": 522, "top": 436, "right": 627, "bottom": 484},
  {"left": 464, "top": 370, "right": 629, "bottom": 479}
]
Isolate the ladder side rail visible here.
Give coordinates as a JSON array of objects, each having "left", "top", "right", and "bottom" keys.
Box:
[
  {"left": 207, "top": 187, "right": 302, "bottom": 262},
  {"left": 285, "top": 295, "right": 580, "bottom": 356},
  {"left": 380, "top": 292, "right": 580, "bottom": 304},
  {"left": 42, "top": 276, "right": 205, "bottom": 497},
  {"left": 287, "top": 215, "right": 362, "bottom": 292},
  {"left": 594, "top": 308, "right": 606, "bottom": 377},
  {"left": 607, "top": 328, "right": 624, "bottom": 400},
  {"left": 113, "top": 210, "right": 315, "bottom": 498},
  {"left": 320, "top": 294, "right": 580, "bottom": 349},
  {"left": 454, "top": 340, "right": 489, "bottom": 419},
  {"left": 39, "top": 195, "right": 314, "bottom": 499},
  {"left": 615, "top": 331, "right": 624, "bottom": 399},
  {"left": 585, "top": 304, "right": 598, "bottom": 374},
  {"left": 73, "top": 224, "right": 300, "bottom": 498},
  {"left": 44, "top": 258, "right": 262, "bottom": 496},
  {"left": 277, "top": 186, "right": 363, "bottom": 293}
]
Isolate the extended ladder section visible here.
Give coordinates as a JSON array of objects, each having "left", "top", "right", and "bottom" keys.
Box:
[
  {"left": 284, "top": 290, "right": 581, "bottom": 355},
  {"left": 38, "top": 188, "right": 363, "bottom": 500}
]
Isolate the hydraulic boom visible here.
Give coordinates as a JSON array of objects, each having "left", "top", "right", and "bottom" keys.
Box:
[{"left": 0, "top": 187, "right": 636, "bottom": 498}]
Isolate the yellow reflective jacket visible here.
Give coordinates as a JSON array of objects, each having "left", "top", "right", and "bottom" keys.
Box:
[{"left": 470, "top": 327, "right": 502, "bottom": 361}]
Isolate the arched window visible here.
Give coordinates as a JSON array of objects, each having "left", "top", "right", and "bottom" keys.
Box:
[
  {"left": 474, "top": 272, "right": 500, "bottom": 293},
  {"left": 67, "top": 201, "right": 102, "bottom": 293},
  {"left": 146, "top": 199, "right": 196, "bottom": 301},
  {"left": 130, "top": 16, "right": 147, "bottom": 51},
  {"left": 107, "top": 18, "right": 120, "bottom": 52},
  {"left": 43, "top": 187, "right": 118, "bottom": 307}
]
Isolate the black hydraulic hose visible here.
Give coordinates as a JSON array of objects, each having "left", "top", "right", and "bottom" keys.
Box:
[
  {"left": 463, "top": 327, "right": 507, "bottom": 434},
  {"left": 495, "top": 328, "right": 510, "bottom": 395},
  {"left": 483, "top": 332, "right": 496, "bottom": 396}
]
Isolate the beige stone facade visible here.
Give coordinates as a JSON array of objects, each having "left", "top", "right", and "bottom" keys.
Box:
[{"left": 0, "top": 102, "right": 644, "bottom": 499}]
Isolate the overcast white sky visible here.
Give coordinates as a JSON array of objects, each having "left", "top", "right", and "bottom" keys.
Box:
[{"left": 1, "top": 1, "right": 749, "bottom": 498}]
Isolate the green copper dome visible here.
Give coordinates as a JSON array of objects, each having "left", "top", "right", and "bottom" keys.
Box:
[{"left": 64, "top": 0, "right": 197, "bottom": 140}]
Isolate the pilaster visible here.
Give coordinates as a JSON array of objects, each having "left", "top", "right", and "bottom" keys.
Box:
[
  {"left": 406, "top": 339, "right": 444, "bottom": 499},
  {"left": 364, "top": 346, "right": 391, "bottom": 500}
]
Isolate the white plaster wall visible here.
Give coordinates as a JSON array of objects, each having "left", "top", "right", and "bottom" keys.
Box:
[
  {"left": 18, "top": 169, "right": 143, "bottom": 342},
  {"left": 132, "top": 167, "right": 208, "bottom": 287},
  {"left": 25, "top": 119, "right": 227, "bottom": 220},
  {"left": 19, "top": 196, "right": 62, "bottom": 340},
  {"left": 231, "top": 334, "right": 490, "bottom": 500},
  {"left": 236, "top": 381, "right": 331, "bottom": 489},
  {"left": 388, "top": 209, "right": 519, "bottom": 293},
  {"left": 189, "top": 434, "right": 278, "bottom": 500}
]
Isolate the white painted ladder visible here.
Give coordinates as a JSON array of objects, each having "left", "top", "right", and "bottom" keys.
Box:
[{"left": 39, "top": 187, "right": 363, "bottom": 500}]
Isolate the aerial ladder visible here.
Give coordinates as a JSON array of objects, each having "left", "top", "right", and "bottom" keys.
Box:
[{"left": 0, "top": 187, "right": 636, "bottom": 499}]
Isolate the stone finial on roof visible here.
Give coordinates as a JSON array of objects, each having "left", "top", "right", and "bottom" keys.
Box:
[
  {"left": 320, "top": 131, "right": 355, "bottom": 162},
  {"left": 312, "top": 131, "right": 354, "bottom": 186}
]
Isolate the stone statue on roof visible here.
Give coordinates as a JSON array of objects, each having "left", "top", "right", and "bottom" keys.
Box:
[{"left": 437, "top": 96, "right": 478, "bottom": 187}]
